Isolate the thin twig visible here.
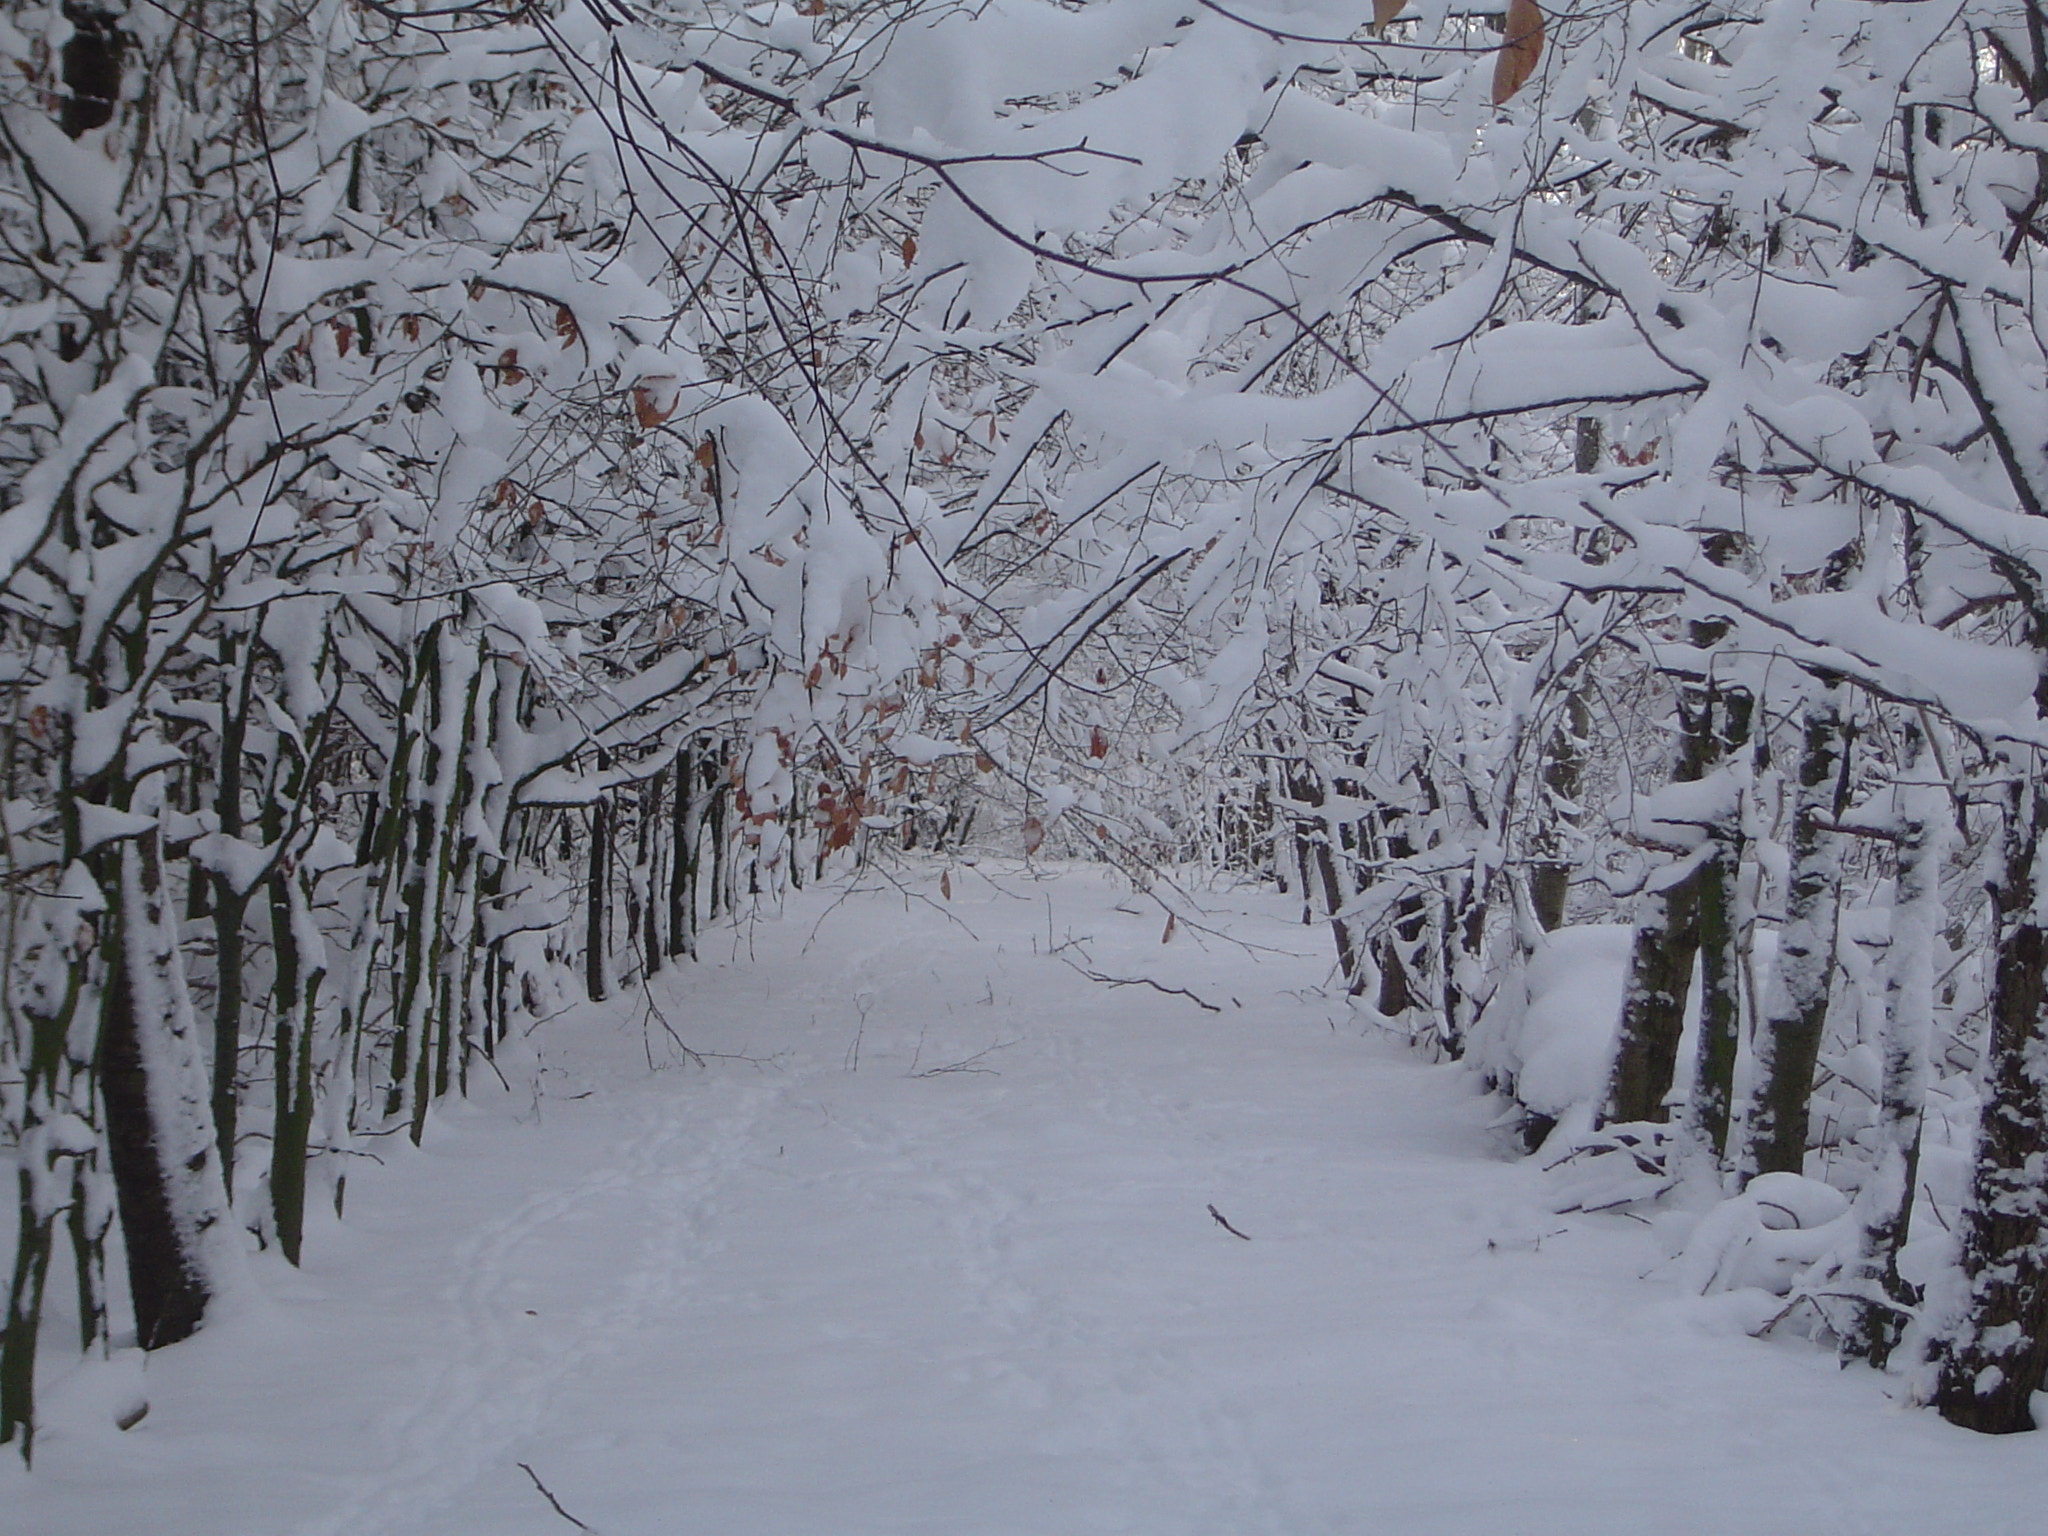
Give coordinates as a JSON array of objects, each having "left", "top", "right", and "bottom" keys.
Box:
[
  {"left": 1208, "top": 1203, "right": 1252, "bottom": 1240},
  {"left": 909, "top": 1039, "right": 1016, "bottom": 1077},
  {"left": 1060, "top": 957, "right": 1223, "bottom": 1012},
  {"left": 518, "top": 1462, "right": 598, "bottom": 1534}
]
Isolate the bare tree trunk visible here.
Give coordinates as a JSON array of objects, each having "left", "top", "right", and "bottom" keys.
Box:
[
  {"left": 1530, "top": 689, "right": 1590, "bottom": 932},
  {"left": 1604, "top": 863, "right": 1702, "bottom": 1124},
  {"left": 101, "top": 828, "right": 235, "bottom": 1350},
  {"left": 1742, "top": 683, "right": 1847, "bottom": 1180},
  {"left": 1845, "top": 728, "right": 1945, "bottom": 1367},
  {"left": 1936, "top": 775, "right": 2048, "bottom": 1432},
  {"left": 586, "top": 790, "right": 610, "bottom": 1004},
  {"left": 1605, "top": 561, "right": 1751, "bottom": 1128},
  {"left": 1690, "top": 686, "right": 1753, "bottom": 1160},
  {"left": 668, "top": 742, "right": 695, "bottom": 960},
  {"left": 208, "top": 631, "right": 256, "bottom": 1193},
  {"left": 1288, "top": 767, "right": 1367, "bottom": 994},
  {"left": 1603, "top": 685, "right": 1719, "bottom": 1125}
]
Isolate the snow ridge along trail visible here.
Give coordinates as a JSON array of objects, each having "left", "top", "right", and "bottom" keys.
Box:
[{"left": 9, "top": 865, "right": 2046, "bottom": 1535}]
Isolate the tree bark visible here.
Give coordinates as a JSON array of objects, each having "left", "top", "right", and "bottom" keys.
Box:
[
  {"left": 1845, "top": 730, "right": 1944, "bottom": 1367},
  {"left": 586, "top": 789, "right": 610, "bottom": 1004},
  {"left": 1742, "top": 686, "right": 1847, "bottom": 1180},
  {"left": 1690, "top": 687, "right": 1754, "bottom": 1159},
  {"left": 1603, "top": 672, "right": 1726, "bottom": 1124},
  {"left": 1604, "top": 862, "right": 1702, "bottom": 1124},
  {"left": 1531, "top": 689, "right": 1591, "bottom": 932},
  {"left": 1936, "top": 778, "right": 2048, "bottom": 1431},
  {"left": 101, "top": 829, "right": 233, "bottom": 1350}
]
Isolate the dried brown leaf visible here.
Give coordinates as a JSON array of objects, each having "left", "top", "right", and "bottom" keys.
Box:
[
  {"left": 632, "top": 378, "right": 677, "bottom": 428},
  {"left": 1491, "top": 0, "right": 1545, "bottom": 106}
]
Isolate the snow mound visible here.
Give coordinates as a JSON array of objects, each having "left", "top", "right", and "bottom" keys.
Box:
[
  {"left": 1470, "top": 924, "right": 1633, "bottom": 1119},
  {"left": 1676, "top": 1173, "right": 1854, "bottom": 1297}
]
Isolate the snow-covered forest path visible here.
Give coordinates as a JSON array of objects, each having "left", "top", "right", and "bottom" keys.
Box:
[{"left": 11, "top": 866, "right": 2045, "bottom": 1535}]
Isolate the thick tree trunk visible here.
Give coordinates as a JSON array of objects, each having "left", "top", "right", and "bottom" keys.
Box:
[
  {"left": 1604, "top": 862, "right": 1702, "bottom": 1124},
  {"left": 1605, "top": 560, "right": 1758, "bottom": 1130},
  {"left": 102, "top": 829, "right": 234, "bottom": 1350},
  {"left": 1603, "top": 654, "right": 1741, "bottom": 1126},
  {"left": 1936, "top": 779, "right": 2048, "bottom": 1432}
]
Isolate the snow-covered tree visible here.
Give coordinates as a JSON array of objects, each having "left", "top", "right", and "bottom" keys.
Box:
[{"left": 19, "top": 0, "right": 2048, "bottom": 1454}]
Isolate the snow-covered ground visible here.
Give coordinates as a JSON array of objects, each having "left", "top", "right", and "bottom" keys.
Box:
[{"left": 9, "top": 865, "right": 2045, "bottom": 1535}]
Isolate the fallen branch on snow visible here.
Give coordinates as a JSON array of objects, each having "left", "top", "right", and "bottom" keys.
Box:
[
  {"left": 1060, "top": 958, "right": 1224, "bottom": 1012},
  {"left": 1208, "top": 1203, "right": 1252, "bottom": 1240},
  {"left": 518, "top": 1461, "right": 600, "bottom": 1533}
]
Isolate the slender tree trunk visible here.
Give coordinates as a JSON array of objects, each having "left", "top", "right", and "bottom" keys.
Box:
[
  {"left": 1376, "top": 822, "right": 1426, "bottom": 1016},
  {"left": 586, "top": 787, "right": 610, "bottom": 1004},
  {"left": 1289, "top": 767, "right": 1367, "bottom": 994},
  {"left": 1742, "top": 684, "right": 1847, "bottom": 1180},
  {"left": 670, "top": 742, "right": 698, "bottom": 959},
  {"left": 1531, "top": 690, "right": 1591, "bottom": 932},
  {"left": 642, "top": 771, "right": 664, "bottom": 975},
  {"left": 268, "top": 868, "right": 322, "bottom": 1268},
  {"left": 0, "top": 909, "right": 100, "bottom": 1458},
  {"left": 1604, "top": 681, "right": 1722, "bottom": 1124},
  {"left": 1690, "top": 687, "right": 1753, "bottom": 1159},
  {"left": 1439, "top": 869, "right": 1486, "bottom": 1058},
  {"left": 0, "top": 1166, "right": 51, "bottom": 1457},
  {"left": 208, "top": 631, "right": 255, "bottom": 1191},
  {"left": 705, "top": 748, "right": 729, "bottom": 921},
  {"left": 1845, "top": 729, "right": 1945, "bottom": 1367}
]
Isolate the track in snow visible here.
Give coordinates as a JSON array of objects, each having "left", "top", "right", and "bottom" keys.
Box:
[{"left": 9, "top": 864, "right": 2046, "bottom": 1535}]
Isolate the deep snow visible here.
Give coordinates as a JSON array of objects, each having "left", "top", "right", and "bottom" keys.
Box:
[{"left": 7, "top": 864, "right": 2045, "bottom": 1535}]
